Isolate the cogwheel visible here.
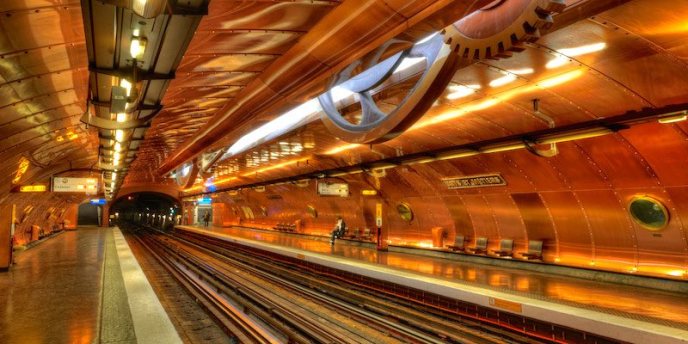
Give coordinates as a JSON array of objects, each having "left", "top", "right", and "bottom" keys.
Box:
[{"left": 445, "top": 0, "right": 566, "bottom": 61}]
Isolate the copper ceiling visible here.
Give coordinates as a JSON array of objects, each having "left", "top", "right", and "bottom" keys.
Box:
[
  {"left": 0, "top": 1, "right": 95, "bottom": 194},
  {"left": 1, "top": 0, "right": 688, "bottom": 278}
]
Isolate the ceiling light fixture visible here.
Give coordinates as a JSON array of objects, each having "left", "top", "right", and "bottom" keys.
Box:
[
  {"left": 120, "top": 79, "right": 133, "bottom": 96},
  {"left": 489, "top": 73, "right": 517, "bottom": 88},
  {"left": 130, "top": 36, "right": 147, "bottom": 59},
  {"left": 546, "top": 42, "right": 607, "bottom": 69},
  {"left": 658, "top": 110, "right": 688, "bottom": 124},
  {"left": 446, "top": 84, "right": 479, "bottom": 100}
]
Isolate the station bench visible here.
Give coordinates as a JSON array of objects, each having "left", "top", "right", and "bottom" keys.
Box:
[
  {"left": 466, "top": 237, "right": 488, "bottom": 255},
  {"left": 519, "top": 240, "right": 544, "bottom": 261},
  {"left": 446, "top": 235, "right": 466, "bottom": 252},
  {"left": 491, "top": 239, "right": 514, "bottom": 257},
  {"left": 343, "top": 228, "right": 373, "bottom": 241}
]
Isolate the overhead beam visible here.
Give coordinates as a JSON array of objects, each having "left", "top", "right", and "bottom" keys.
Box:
[
  {"left": 88, "top": 65, "right": 175, "bottom": 81},
  {"left": 80, "top": 112, "right": 155, "bottom": 130}
]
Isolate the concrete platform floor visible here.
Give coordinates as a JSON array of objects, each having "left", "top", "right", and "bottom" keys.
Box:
[{"left": 0, "top": 227, "right": 180, "bottom": 344}]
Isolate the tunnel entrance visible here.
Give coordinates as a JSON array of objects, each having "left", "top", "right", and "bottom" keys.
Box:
[
  {"left": 77, "top": 203, "right": 100, "bottom": 226},
  {"left": 110, "top": 192, "right": 181, "bottom": 230}
]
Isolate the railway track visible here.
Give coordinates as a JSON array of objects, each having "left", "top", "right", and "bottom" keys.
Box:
[{"left": 125, "top": 224, "right": 550, "bottom": 344}]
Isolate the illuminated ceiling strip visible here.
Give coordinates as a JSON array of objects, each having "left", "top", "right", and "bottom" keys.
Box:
[
  {"left": 182, "top": 126, "right": 622, "bottom": 196},
  {"left": 214, "top": 35, "right": 440, "bottom": 165},
  {"left": 182, "top": 102, "right": 688, "bottom": 197}
]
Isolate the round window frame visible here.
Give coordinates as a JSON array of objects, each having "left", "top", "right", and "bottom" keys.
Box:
[
  {"left": 628, "top": 195, "right": 669, "bottom": 231},
  {"left": 396, "top": 202, "right": 414, "bottom": 222}
]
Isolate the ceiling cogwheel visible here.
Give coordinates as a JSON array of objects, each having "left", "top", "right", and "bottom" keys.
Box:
[
  {"left": 174, "top": 158, "right": 199, "bottom": 189},
  {"left": 446, "top": 0, "right": 566, "bottom": 61},
  {"left": 318, "top": 0, "right": 566, "bottom": 145}
]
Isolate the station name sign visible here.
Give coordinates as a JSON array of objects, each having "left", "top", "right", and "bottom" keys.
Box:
[
  {"left": 51, "top": 177, "right": 99, "bottom": 193},
  {"left": 442, "top": 174, "right": 506, "bottom": 189},
  {"left": 317, "top": 182, "right": 349, "bottom": 197}
]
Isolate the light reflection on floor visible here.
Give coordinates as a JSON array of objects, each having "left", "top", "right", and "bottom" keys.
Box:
[
  {"left": 0, "top": 229, "right": 104, "bottom": 344},
  {"left": 190, "top": 225, "right": 688, "bottom": 327}
]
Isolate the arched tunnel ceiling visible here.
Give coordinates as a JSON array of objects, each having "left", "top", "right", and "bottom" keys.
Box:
[
  {"left": 0, "top": 1, "right": 95, "bottom": 188},
  {"left": 126, "top": 0, "right": 345, "bottom": 185},
  {"left": 169, "top": 0, "right": 688, "bottom": 193},
  {"left": 1, "top": 0, "right": 686, "bottom": 200},
  {"left": 2, "top": 0, "right": 687, "bottom": 200},
  {"left": 0, "top": 0, "right": 687, "bottom": 279}
]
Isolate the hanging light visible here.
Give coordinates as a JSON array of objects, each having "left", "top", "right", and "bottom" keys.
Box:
[{"left": 130, "top": 37, "right": 147, "bottom": 59}]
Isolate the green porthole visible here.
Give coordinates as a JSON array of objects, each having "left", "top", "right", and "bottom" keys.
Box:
[
  {"left": 629, "top": 196, "right": 668, "bottom": 231},
  {"left": 397, "top": 203, "right": 413, "bottom": 222}
]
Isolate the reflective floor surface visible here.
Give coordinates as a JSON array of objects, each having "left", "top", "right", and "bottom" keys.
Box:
[
  {"left": 0, "top": 229, "right": 106, "bottom": 344},
  {"left": 183, "top": 225, "right": 688, "bottom": 329}
]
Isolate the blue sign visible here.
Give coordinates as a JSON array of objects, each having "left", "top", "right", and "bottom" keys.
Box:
[
  {"left": 204, "top": 178, "right": 217, "bottom": 192},
  {"left": 197, "top": 197, "right": 212, "bottom": 205},
  {"left": 90, "top": 198, "right": 107, "bottom": 205}
]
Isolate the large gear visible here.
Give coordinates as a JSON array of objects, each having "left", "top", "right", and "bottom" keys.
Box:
[
  {"left": 318, "top": 0, "right": 566, "bottom": 144},
  {"left": 447, "top": 0, "right": 566, "bottom": 60},
  {"left": 174, "top": 159, "right": 199, "bottom": 189}
]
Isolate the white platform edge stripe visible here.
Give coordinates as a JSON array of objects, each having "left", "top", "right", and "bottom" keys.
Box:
[
  {"left": 178, "top": 226, "right": 688, "bottom": 344},
  {"left": 114, "top": 228, "right": 183, "bottom": 344}
]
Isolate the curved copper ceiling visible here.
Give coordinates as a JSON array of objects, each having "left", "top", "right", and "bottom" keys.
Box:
[{"left": 0, "top": 1, "right": 95, "bottom": 191}]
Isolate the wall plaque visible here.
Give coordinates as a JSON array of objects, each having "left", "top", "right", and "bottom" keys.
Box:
[
  {"left": 442, "top": 174, "right": 506, "bottom": 189},
  {"left": 317, "top": 182, "right": 349, "bottom": 197}
]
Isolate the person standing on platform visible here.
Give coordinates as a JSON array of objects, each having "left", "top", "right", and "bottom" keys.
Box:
[
  {"left": 330, "top": 216, "right": 346, "bottom": 245},
  {"left": 203, "top": 211, "right": 210, "bottom": 227}
]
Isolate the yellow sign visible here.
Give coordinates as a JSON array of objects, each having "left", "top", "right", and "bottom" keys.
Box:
[
  {"left": 376, "top": 203, "right": 382, "bottom": 227},
  {"left": 19, "top": 185, "right": 47, "bottom": 192},
  {"left": 12, "top": 157, "right": 30, "bottom": 184},
  {"left": 442, "top": 173, "right": 506, "bottom": 189},
  {"left": 488, "top": 297, "right": 522, "bottom": 313},
  {"left": 361, "top": 189, "right": 378, "bottom": 196}
]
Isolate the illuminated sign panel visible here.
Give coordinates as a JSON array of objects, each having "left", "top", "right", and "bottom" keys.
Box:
[
  {"left": 442, "top": 174, "right": 506, "bottom": 189},
  {"left": 12, "top": 157, "right": 30, "bottom": 184},
  {"left": 19, "top": 185, "right": 47, "bottom": 192},
  {"left": 197, "top": 197, "right": 212, "bottom": 205},
  {"left": 52, "top": 177, "right": 99, "bottom": 193},
  {"left": 317, "top": 182, "right": 349, "bottom": 197},
  {"left": 90, "top": 199, "right": 107, "bottom": 205}
]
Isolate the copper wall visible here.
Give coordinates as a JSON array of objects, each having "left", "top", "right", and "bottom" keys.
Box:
[{"left": 208, "top": 119, "right": 688, "bottom": 280}]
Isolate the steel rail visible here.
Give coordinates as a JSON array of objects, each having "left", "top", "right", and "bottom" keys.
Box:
[
  {"left": 139, "top": 229, "right": 357, "bottom": 343},
  {"left": 130, "top": 232, "right": 279, "bottom": 344},
  {"left": 173, "top": 229, "right": 545, "bottom": 344}
]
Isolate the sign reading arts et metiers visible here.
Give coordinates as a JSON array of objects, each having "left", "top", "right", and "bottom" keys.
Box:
[
  {"left": 51, "top": 177, "right": 99, "bottom": 193},
  {"left": 442, "top": 173, "right": 506, "bottom": 189}
]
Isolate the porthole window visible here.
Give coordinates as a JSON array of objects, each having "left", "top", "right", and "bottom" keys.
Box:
[
  {"left": 629, "top": 196, "right": 668, "bottom": 231},
  {"left": 306, "top": 205, "right": 318, "bottom": 218},
  {"left": 397, "top": 203, "right": 413, "bottom": 222}
]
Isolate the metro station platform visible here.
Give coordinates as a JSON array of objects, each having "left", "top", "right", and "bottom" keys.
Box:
[
  {"left": 0, "top": 227, "right": 181, "bottom": 344},
  {"left": 178, "top": 224, "right": 688, "bottom": 344}
]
